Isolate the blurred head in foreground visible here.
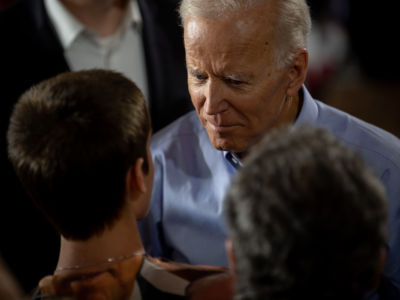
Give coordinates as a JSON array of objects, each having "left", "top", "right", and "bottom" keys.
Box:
[{"left": 225, "top": 125, "right": 387, "bottom": 300}]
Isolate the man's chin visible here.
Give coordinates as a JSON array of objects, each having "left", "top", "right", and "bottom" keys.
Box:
[{"left": 209, "top": 135, "right": 246, "bottom": 153}]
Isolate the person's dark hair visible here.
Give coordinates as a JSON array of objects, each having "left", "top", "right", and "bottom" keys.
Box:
[
  {"left": 224, "top": 125, "right": 387, "bottom": 300},
  {"left": 7, "top": 69, "right": 151, "bottom": 240}
]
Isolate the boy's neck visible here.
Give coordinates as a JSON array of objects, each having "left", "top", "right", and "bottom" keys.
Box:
[{"left": 56, "top": 212, "right": 144, "bottom": 271}]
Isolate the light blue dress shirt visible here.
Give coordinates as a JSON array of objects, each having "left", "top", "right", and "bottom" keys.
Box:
[{"left": 139, "top": 86, "right": 400, "bottom": 299}]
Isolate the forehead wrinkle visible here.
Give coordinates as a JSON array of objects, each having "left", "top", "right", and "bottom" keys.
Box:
[
  {"left": 187, "top": 42, "right": 269, "bottom": 82},
  {"left": 189, "top": 50, "right": 246, "bottom": 80},
  {"left": 184, "top": 13, "right": 273, "bottom": 78}
]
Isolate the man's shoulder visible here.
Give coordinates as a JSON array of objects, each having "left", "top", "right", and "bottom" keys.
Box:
[
  {"left": 315, "top": 100, "right": 400, "bottom": 169},
  {"left": 151, "top": 111, "right": 204, "bottom": 152}
]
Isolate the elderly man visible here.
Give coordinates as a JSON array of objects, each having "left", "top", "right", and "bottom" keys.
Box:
[{"left": 140, "top": 0, "right": 400, "bottom": 299}]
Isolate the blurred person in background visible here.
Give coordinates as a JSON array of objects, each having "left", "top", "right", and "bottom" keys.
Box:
[
  {"left": 305, "top": 0, "right": 350, "bottom": 98},
  {"left": 323, "top": 0, "right": 400, "bottom": 138}
]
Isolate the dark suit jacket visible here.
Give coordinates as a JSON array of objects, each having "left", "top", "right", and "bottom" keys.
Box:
[{"left": 0, "top": 0, "right": 191, "bottom": 292}]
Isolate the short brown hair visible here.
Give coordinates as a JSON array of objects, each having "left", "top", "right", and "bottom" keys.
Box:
[{"left": 7, "top": 70, "right": 151, "bottom": 240}]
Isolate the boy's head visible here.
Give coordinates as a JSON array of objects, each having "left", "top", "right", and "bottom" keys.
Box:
[
  {"left": 224, "top": 125, "right": 387, "bottom": 300},
  {"left": 8, "top": 69, "right": 153, "bottom": 240}
]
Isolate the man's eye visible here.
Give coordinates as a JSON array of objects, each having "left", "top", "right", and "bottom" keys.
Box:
[
  {"left": 226, "top": 78, "right": 244, "bottom": 86},
  {"left": 189, "top": 70, "right": 207, "bottom": 82},
  {"left": 194, "top": 74, "right": 207, "bottom": 81}
]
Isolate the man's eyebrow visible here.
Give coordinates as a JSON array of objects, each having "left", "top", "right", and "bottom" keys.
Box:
[
  {"left": 224, "top": 73, "right": 253, "bottom": 81},
  {"left": 187, "top": 68, "right": 203, "bottom": 75},
  {"left": 187, "top": 68, "right": 253, "bottom": 81}
]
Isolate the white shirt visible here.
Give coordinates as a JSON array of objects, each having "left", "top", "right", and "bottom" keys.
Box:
[{"left": 44, "top": 0, "right": 149, "bottom": 104}]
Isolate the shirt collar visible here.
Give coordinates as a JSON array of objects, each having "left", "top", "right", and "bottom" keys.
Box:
[
  {"left": 44, "top": 0, "right": 84, "bottom": 49},
  {"left": 130, "top": 0, "right": 142, "bottom": 29},
  {"left": 44, "top": 0, "right": 142, "bottom": 49},
  {"left": 294, "top": 85, "right": 319, "bottom": 127},
  {"left": 224, "top": 151, "right": 243, "bottom": 170}
]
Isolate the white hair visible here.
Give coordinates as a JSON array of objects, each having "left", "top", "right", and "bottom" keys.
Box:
[{"left": 179, "top": 0, "right": 312, "bottom": 69}]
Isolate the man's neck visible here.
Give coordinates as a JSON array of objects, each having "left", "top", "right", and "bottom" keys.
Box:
[
  {"left": 60, "top": 0, "right": 130, "bottom": 37},
  {"left": 56, "top": 212, "right": 144, "bottom": 271},
  {"left": 278, "top": 92, "right": 302, "bottom": 127}
]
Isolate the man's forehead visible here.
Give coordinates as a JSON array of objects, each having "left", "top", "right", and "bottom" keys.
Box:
[
  {"left": 183, "top": 2, "right": 276, "bottom": 32},
  {"left": 184, "top": 17, "right": 273, "bottom": 67},
  {"left": 184, "top": 12, "right": 274, "bottom": 48},
  {"left": 184, "top": 18, "right": 204, "bottom": 40}
]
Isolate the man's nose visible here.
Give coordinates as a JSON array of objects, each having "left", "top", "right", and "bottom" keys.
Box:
[{"left": 204, "top": 79, "right": 229, "bottom": 115}]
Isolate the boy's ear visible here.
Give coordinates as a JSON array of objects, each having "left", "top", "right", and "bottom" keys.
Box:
[
  {"left": 287, "top": 48, "right": 308, "bottom": 97},
  {"left": 134, "top": 158, "right": 147, "bottom": 193},
  {"left": 127, "top": 158, "right": 147, "bottom": 194},
  {"left": 225, "top": 239, "right": 236, "bottom": 271}
]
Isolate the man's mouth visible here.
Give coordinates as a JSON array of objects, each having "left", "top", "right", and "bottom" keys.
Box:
[{"left": 205, "top": 119, "right": 238, "bottom": 132}]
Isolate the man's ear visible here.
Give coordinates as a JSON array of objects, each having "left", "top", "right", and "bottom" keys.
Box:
[
  {"left": 127, "top": 158, "right": 147, "bottom": 194},
  {"left": 225, "top": 239, "right": 236, "bottom": 271},
  {"left": 287, "top": 48, "right": 308, "bottom": 97}
]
